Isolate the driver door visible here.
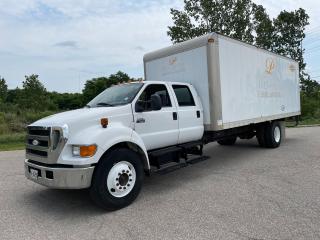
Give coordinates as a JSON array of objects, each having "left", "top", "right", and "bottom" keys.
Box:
[{"left": 133, "top": 83, "right": 179, "bottom": 150}]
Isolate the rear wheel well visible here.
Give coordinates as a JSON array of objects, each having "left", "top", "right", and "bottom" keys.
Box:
[{"left": 100, "top": 142, "right": 149, "bottom": 173}]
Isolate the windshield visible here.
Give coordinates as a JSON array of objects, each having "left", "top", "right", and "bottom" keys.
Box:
[{"left": 87, "top": 83, "right": 143, "bottom": 108}]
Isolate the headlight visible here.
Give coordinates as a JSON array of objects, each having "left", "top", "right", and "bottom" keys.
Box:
[
  {"left": 72, "top": 144, "right": 97, "bottom": 157},
  {"left": 72, "top": 146, "right": 80, "bottom": 156}
]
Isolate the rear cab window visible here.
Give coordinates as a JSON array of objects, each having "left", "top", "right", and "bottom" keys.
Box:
[{"left": 172, "top": 85, "right": 195, "bottom": 107}]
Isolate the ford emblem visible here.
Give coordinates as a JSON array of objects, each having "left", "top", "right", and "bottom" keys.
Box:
[{"left": 32, "top": 139, "right": 39, "bottom": 146}]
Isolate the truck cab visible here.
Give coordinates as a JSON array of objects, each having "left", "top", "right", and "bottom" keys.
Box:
[{"left": 25, "top": 81, "right": 204, "bottom": 210}]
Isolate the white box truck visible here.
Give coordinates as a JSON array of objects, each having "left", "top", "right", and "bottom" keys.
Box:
[{"left": 25, "top": 33, "right": 300, "bottom": 210}]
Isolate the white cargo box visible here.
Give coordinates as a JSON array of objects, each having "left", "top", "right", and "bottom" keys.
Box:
[{"left": 144, "top": 33, "right": 300, "bottom": 131}]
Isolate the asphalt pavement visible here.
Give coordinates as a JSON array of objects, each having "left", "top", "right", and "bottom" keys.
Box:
[{"left": 0, "top": 127, "right": 320, "bottom": 240}]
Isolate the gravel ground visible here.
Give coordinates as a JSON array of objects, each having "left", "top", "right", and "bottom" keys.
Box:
[{"left": 0, "top": 127, "right": 319, "bottom": 240}]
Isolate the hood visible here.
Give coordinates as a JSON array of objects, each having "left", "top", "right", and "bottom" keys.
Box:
[{"left": 30, "top": 105, "right": 133, "bottom": 131}]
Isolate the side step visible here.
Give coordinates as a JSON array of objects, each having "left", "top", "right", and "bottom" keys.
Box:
[
  {"left": 147, "top": 141, "right": 206, "bottom": 174},
  {"left": 152, "top": 155, "right": 210, "bottom": 175}
]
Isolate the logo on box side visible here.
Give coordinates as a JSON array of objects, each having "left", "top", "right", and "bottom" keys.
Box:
[{"left": 265, "top": 58, "right": 275, "bottom": 74}]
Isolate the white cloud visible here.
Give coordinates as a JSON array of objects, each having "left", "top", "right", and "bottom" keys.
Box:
[{"left": 0, "top": 0, "right": 182, "bottom": 92}]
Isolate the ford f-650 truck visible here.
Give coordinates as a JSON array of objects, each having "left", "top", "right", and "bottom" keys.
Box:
[{"left": 25, "top": 33, "right": 300, "bottom": 210}]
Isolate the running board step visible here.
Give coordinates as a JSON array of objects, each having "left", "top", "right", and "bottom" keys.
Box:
[{"left": 152, "top": 155, "right": 209, "bottom": 175}]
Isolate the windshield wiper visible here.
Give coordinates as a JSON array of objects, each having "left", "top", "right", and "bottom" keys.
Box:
[{"left": 96, "top": 102, "right": 114, "bottom": 107}]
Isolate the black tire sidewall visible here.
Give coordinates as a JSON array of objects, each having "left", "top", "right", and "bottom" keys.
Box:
[
  {"left": 256, "top": 126, "right": 266, "bottom": 147},
  {"left": 266, "top": 122, "right": 282, "bottom": 148},
  {"left": 90, "top": 148, "right": 144, "bottom": 210}
]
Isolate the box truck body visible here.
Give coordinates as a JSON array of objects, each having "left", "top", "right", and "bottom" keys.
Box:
[{"left": 144, "top": 33, "right": 300, "bottom": 131}]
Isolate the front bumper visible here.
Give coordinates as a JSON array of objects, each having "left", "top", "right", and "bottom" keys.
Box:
[{"left": 24, "top": 159, "right": 95, "bottom": 189}]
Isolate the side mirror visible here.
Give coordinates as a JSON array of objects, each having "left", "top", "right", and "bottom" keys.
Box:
[
  {"left": 151, "top": 94, "right": 162, "bottom": 111},
  {"left": 135, "top": 100, "right": 144, "bottom": 113}
]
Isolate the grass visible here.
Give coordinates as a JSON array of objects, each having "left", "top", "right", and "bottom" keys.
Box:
[
  {"left": 286, "top": 118, "right": 320, "bottom": 127},
  {"left": 0, "top": 133, "right": 26, "bottom": 151}
]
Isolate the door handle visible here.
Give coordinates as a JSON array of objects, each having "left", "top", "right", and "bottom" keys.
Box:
[
  {"left": 136, "top": 118, "right": 145, "bottom": 123},
  {"left": 173, "top": 112, "right": 177, "bottom": 120}
]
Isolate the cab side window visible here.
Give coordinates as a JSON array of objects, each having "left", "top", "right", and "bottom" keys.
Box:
[
  {"left": 172, "top": 85, "right": 195, "bottom": 106},
  {"left": 138, "top": 84, "right": 171, "bottom": 111}
]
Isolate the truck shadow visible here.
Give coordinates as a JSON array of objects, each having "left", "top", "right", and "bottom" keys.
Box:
[
  {"left": 23, "top": 188, "right": 105, "bottom": 216},
  {"left": 23, "top": 138, "right": 296, "bottom": 215}
]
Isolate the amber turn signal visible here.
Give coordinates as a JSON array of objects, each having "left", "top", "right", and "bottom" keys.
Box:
[
  {"left": 80, "top": 145, "right": 97, "bottom": 157},
  {"left": 101, "top": 118, "right": 108, "bottom": 128}
]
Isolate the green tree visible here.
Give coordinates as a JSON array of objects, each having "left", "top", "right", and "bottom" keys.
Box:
[
  {"left": 82, "top": 71, "right": 133, "bottom": 104},
  {"left": 49, "top": 92, "right": 83, "bottom": 110},
  {"left": 82, "top": 77, "right": 109, "bottom": 104},
  {"left": 0, "top": 76, "right": 8, "bottom": 103},
  {"left": 168, "top": 0, "right": 255, "bottom": 44},
  {"left": 252, "top": 4, "right": 274, "bottom": 50},
  {"left": 109, "top": 71, "right": 130, "bottom": 84},
  {"left": 18, "top": 74, "right": 53, "bottom": 111}
]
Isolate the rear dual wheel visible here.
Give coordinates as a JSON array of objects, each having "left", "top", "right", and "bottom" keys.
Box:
[{"left": 257, "top": 121, "right": 282, "bottom": 148}]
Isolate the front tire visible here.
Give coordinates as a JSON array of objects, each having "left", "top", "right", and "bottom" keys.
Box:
[{"left": 90, "top": 148, "right": 144, "bottom": 210}]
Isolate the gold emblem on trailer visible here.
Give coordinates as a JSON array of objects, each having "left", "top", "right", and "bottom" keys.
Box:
[
  {"left": 169, "top": 57, "right": 177, "bottom": 65},
  {"left": 265, "top": 58, "right": 275, "bottom": 74}
]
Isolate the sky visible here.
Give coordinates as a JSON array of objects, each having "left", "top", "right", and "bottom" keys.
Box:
[{"left": 0, "top": 0, "right": 319, "bottom": 93}]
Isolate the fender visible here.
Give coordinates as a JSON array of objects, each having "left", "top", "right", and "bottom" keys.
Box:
[
  {"left": 60, "top": 122, "right": 150, "bottom": 169},
  {"left": 98, "top": 126, "right": 150, "bottom": 170}
]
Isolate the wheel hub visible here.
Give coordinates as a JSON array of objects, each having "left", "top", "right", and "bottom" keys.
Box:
[
  {"left": 274, "top": 126, "right": 281, "bottom": 143},
  {"left": 118, "top": 173, "right": 129, "bottom": 186},
  {"left": 107, "top": 161, "right": 136, "bottom": 198}
]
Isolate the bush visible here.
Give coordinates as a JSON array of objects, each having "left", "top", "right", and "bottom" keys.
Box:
[
  {"left": 23, "top": 111, "right": 56, "bottom": 123},
  {"left": 301, "top": 93, "right": 320, "bottom": 119}
]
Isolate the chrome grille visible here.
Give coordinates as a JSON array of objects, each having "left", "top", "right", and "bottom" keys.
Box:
[
  {"left": 26, "top": 126, "right": 67, "bottom": 164},
  {"left": 26, "top": 126, "right": 51, "bottom": 158}
]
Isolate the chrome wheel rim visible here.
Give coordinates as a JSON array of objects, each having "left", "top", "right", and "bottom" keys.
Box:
[
  {"left": 107, "top": 161, "right": 136, "bottom": 198},
  {"left": 274, "top": 126, "right": 281, "bottom": 143}
]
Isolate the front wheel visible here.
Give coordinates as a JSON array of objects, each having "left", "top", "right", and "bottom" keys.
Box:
[{"left": 90, "top": 148, "right": 144, "bottom": 210}]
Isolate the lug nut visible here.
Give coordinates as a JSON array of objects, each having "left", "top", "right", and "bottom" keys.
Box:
[
  {"left": 129, "top": 179, "right": 132, "bottom": 182},
  {"left": 122, "top": 170, "right": 125, "bottom": 173},
  {"left": 116, "top": 178, "right": 119, "bottom": 181},
  {"left": 126, "top": 170, "right": 129, "bottom": 173},
  {"left": 124, "top": 187, "right": 126, "bottom": 189},
  {"left": 129, "top": 174, "right": 132, "bottom": 176},
  {"left": 116, "top": 183, "right": 119, "bottom": 186},
  {"left": 127, "top": 184, "right": 130, "bottom": 187},
  {"left": 119, "top": 187, "right": 122, "bottom": 189}
]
